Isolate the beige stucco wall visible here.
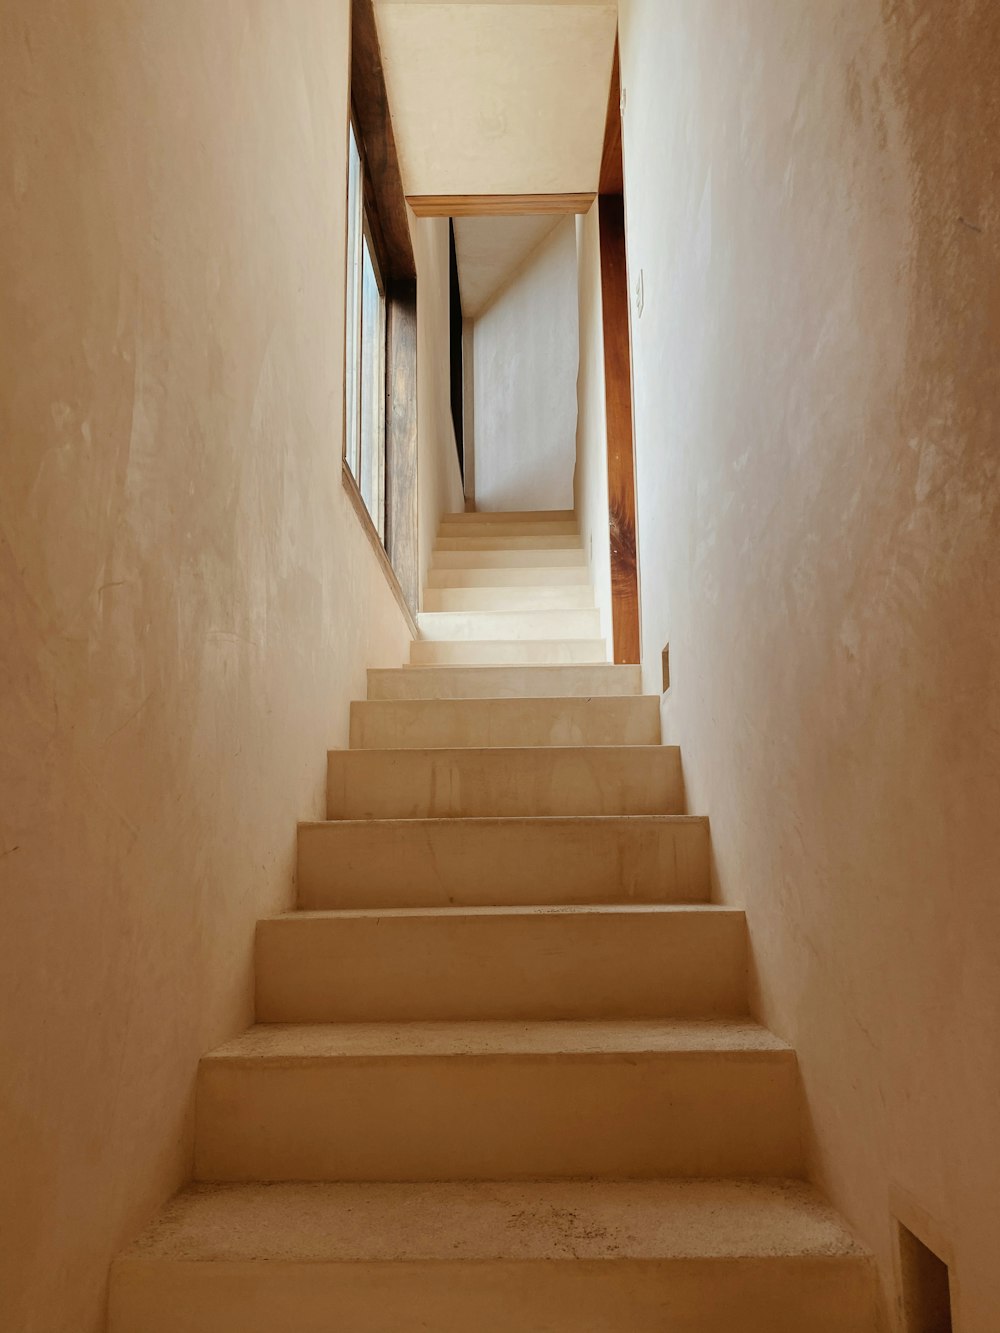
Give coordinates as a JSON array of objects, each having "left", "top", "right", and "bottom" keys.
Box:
[
  {"left": 0, "top": 2, "right": 456, "bottom": 1328},
  {"left": 573, "top": 205, "right": 613, "bottom": 648},
  {"left": 618, "top": 1, "right": 1000, "bottom": 1328}
]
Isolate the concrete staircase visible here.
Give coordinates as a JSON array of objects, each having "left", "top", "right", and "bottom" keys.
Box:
[{"left": 110, "top": 510, "right": 880, "bottom": 1331}]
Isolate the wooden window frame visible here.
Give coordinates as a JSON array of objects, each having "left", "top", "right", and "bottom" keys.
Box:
[
  {"left": 345, "top": 116, "right": 390, "bottom": 540},
  {"left": 343, "top": 0, "right": 419, "bottom": 622}
]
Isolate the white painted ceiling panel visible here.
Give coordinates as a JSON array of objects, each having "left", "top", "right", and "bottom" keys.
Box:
[{"left": 374, "top": 2, "right": 618, "bottom": 197}]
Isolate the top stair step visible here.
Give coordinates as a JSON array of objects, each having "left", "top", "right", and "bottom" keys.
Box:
[
  {"left": 436, "top": 534, "right": 584, "bottom": 551},
  {"left": 433, "top": 547, "right": 587, "bottom": 569},
  {"left": 439, "top": 518, "right": 579, "bottom": 538},
  {"left": 445, "top": 508, "right": 575, "bottom": 524}
]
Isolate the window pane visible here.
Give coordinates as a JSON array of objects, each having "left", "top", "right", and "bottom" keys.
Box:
[
  {"left": 359, "top": 230, "right": 386, "bottom": 540},
  {"left": 345, "top": 127, "right": 363, "bottom": 481}
]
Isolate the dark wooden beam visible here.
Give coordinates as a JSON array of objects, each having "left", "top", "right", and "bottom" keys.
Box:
[
  {"left": 599, "top": 41, "right": 624, "bottom": 195},
  {"left": 598, "top": 194, "right": 640, "bottom": 664},
  {"left": 351, "top": 0, "right": 415, "bottom": 282}
]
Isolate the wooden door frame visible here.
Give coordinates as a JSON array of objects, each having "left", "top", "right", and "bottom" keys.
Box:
[{"left": 598, "top": 40, "right": 641, "bottom": 665}]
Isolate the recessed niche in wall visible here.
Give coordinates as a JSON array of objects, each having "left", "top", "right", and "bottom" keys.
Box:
[
  {"left": 898, "top": 1221, "right": 953, "bottom": 1333},
  {"left": 661, "top": 643, "right": 670, "bottom": 693}
]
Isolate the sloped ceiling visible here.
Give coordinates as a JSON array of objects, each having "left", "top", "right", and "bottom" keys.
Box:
[
  {"left": 374, "top": 1, "right": 618, "bottom": 197},
  {"left": 453, "top": 214, "right": 563, "bottom": 317}
]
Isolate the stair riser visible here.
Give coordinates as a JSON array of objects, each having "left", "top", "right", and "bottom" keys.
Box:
[
  {"left": 410, "top": 640, "right": 608, "bottom": 665},
  {"left": 297, "top": 818, "right": 710, "bottom": 909},
  {"left": 424, "top": 586, "right": 595, "bottom": 612},
  {"left": 110, "top": 1256, "right": 879, "bottom": 1333},
  {"left": 427, "top": 566, "right": 590, "bottom": 587},
  {"left": 417, "top": 609, "right": 602, "bottom": 641},
  {"left": 348, "top": 697, "right": 660, "bottom": 750},
  {"left": 327, "top": 746, "right": 682, "bottom": 819},
  {"left": 366, "top": 664, "right": 641, "bottom": 700},
  {"left": 256, "top": 909, "right": 747, "bottom": 1023},
  {"left": 195, "top": 1053, "right": 801, "bottom": 1181}
]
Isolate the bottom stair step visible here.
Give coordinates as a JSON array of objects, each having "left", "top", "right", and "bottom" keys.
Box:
[
  {"left": 110, "top": 1179, "right": 879, "bottom": 1333},
  {"left": 193, "top": 1020, "right": 801, "bottom": 1181}
]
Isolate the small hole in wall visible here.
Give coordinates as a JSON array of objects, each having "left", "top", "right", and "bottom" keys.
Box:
[
  {"left": 898, "top": 1223, "right": 953, "bottom": 1333},
  {"left": 661, "top": 643, "right": 670, "bottom": 693}
]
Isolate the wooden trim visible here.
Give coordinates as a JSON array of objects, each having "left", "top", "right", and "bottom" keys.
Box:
[
  {"left": 407, "top": 193, "right": 596, "bottom": 218},
  {"left": 351, "top": 0, "right": 415, "bottom": 281},
  {"left": 599, "top": 41, "right": 624, "bottom": 195},
  {"left": 599, "top": 193, "right": 640, "bottom": 666},
  {"left": 342, "top": 459, "right": 418, "bottom": 637}
]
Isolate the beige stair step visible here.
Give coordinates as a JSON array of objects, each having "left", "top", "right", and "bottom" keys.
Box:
[
  {"left": 439, "top": 518, "right": 579, "bottom": 538},
  {"left": 436, "top": 534, "right": 583, "bottom": 551},
  {"left": 410, "top": 638, "right": 608, "bottom": 665},
  {"left": 297, "top": 814, "right": 709, "bottom": 909},
  {"left": 427, "top": 564, "right": 590, "bottom": 587},
  {"left": 349, "top": 696, "right": 660, "bottom": 750},
  {"left": 367, "top": 663, "right": 641, "bottom": 700},
  {"left": 417, "top": 608, "right": 601, "bottom": 641},
  {"left": 256, "top": 904, "right": 746, "bottom": 1023},
  {"left": 424, "top": 585, "right": 595, "bottom": 612},
  {"left": 327, "top": 745, "right": 681, "bottom": 818},
  {"left": 433, "top": 546, "right": 587, "bottom": 569},
  {"left": 110, "top": 1179, "right": 878, "bottom": 1333},
  {"left": 445, "top": 507, "right": 576, "bottom": 524},
  {"left": 194, "top": 1020, "right": 801, "bottom": 1182}
]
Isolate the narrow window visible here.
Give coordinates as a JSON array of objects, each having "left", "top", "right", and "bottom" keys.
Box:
[
  {"left": 345, "top": 122, "right": 388, "bottom": 542},
  {"left": 898, "top": 1223, "right": 954, "bottom": 1333}
]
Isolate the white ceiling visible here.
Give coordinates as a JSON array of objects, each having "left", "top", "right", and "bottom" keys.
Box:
[
  {"left": 374, "top": 1, "right": 618, "bottom": 197},
  {"left": 453, "top": 214, "right": 563, "bottom": 317}
]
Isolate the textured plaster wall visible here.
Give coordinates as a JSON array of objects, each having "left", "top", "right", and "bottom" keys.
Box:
[
  {"left": 573, "top": 206, "right": 613, "bottom": 647},
  {"left": 473, "top": 218, "right": 579, "bottom": 512},
  {"left": 413, "top": 213, "right": 466, "bottom": 596},
  {"left": 618, "top": 1, "right": 1000, "bottom": 1327},
  {"left": 0, "top": 2, "right": 427, "bottom": 1328}
]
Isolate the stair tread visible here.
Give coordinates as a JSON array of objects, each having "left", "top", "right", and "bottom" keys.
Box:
[
  {"left": 266, "top": 902, "right": 734, "bottom": 922},
  {"left": 332, "top": 743, "right": 673, "bottom": 755},
  {"left": 118, "top": 1178, "right": 866, "bottom": 1265},
  {"left": 355, "top": 695, "right": 659, "bottom": 706},
  {"left": 445, "top": 509, "right": 576, "bottom": 522},
  {"left": 395, "top": 664, "right": 629, "bottom": 674},
  {"left": 301, "top": 813, "right": 706, "bottom": 829},
  {"left": 204, "top": 1019, "right": 792, "bottom": 1063}
]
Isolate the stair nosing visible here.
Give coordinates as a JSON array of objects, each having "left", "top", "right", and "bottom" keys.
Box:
[
  {"left": 113, "top": 1178, "right": 871, "bottom": 1266},
  {"left": 299, "top": 813, "right": 708, "bottom": 830},
  {"left": 262, "top": 903, "right": 741, "bottom": 922},
  {"left": 201, "top": 1020, "right": 794, "bottom": 1067}
]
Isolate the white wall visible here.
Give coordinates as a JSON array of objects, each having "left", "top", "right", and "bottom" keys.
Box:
[
  {"left": 574, "top": 206, "right": 613, "bottom": 648},
  {"left": 617, "top": 1, "right": 1000, "bottom": 1328},
  {"left": 472, "top": 218, "right": 579, "bottom": 513}
]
